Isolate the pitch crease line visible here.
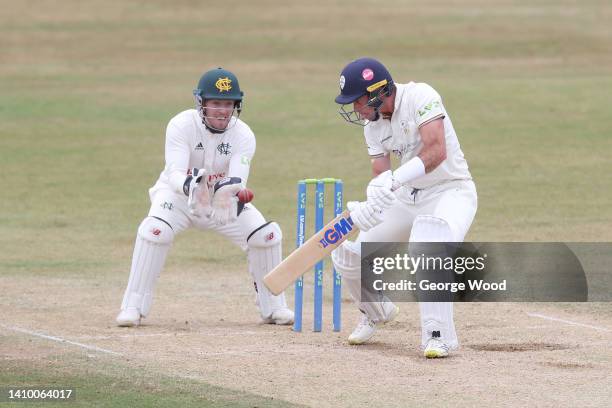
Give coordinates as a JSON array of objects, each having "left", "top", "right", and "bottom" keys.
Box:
[
  {"left": 526, "top": 313, "right": 611, "bottom": 332},
  {"left": 1, "top": 324, "right": 122, "bottom": 356}
]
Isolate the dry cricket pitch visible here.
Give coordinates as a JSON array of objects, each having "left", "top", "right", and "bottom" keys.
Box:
[{"left": 2, "top": 264, "right": 610, "bottom": 407}]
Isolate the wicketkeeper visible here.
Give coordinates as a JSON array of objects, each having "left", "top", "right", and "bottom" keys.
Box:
[
  {"left": 332, "top": 58, "right": 477, "bottom": 358},
  {"left": 116, "top": 68, "right": 294, "bottom": 327}
]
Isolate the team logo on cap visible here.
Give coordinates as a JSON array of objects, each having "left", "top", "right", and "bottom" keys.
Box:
[
  {"left": 339, "top": 75, "right": 345, "bottom": 90},
  {"left": 215, "top": 77, "right": 232, "bottom": 92},
  {"left": 362, "top": 68, "right": 374, "bottom": 81}
]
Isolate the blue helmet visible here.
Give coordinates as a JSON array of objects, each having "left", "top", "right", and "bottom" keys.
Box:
[{"left": 335, "top": 57, "right": 394, "bottom": 125}]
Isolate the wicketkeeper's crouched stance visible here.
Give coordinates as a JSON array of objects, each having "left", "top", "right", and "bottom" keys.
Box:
[
  {"left": 116, "top": 68, "right": 294, "bottom": 327},
  {"left": 332, "top": 58, "right": 477, "bottom": 358}
]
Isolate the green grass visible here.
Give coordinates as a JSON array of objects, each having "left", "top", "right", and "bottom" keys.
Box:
[{"left": 0, "top": 357, "right": 301, "bottom": 407}]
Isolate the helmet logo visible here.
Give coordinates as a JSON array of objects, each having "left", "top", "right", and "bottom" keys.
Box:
[
  {"left": 339, "top": 75, "right": 345, "bottom": 90},
  {"left": 362, "top": 68, "right": 374, "bottom": 81},
  {"left": 215, "top": 77, "right": 232, "bottom": 92}
]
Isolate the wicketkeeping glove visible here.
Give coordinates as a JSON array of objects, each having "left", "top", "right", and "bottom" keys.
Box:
[
  {"left": 209, "top": 177, "right": 243, "bottom": 225},
  {"left": 185, "top": 168, "right": 211, "bottom": 217}
]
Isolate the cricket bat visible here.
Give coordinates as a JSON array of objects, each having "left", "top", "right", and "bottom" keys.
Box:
[{"left": 264, "top": 210, "right": 357, "bottom": 295}]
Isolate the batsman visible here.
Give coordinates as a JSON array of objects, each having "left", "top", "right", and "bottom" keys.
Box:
[
  {"left": 332, "top": 58, "right": 477, "bottom": 358},
  {"left": 116, "top": 67, "right": 294, "bottom": 327}
]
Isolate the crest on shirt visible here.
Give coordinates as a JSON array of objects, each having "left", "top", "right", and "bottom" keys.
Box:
[
  {"left": 392, "top": 142, "right": 417, "bottom": 158},
  {"left": 217, "top": 142, "right": 231, "bottom": 155},
  {"left": 160, "top": 202, "right": 174, "bottom": 211},
  {"left": 392, "top": 146, "right": 406, "bottom": 158}
]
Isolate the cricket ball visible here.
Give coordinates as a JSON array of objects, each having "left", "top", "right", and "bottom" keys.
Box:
[{"left": 237, "top": 188, "right": 254, "bottom": 203}]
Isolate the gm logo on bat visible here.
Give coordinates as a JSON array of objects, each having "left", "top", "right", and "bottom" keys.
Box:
[{"left": 318, "top": 216, "right": 354, "bottom": 248}]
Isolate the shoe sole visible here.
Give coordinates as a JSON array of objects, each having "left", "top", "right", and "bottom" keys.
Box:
[
  {"left": 116, "top": 320, "right": 140, "bottom": 327},
  {"left": 273, "top": 319, "right": 294, "bottom": 325},
  {"left": 348, "top": 324, "right": 377, "bottom": 345},
  {"left": 424, "top": 350, "right": 449, "bottom": 358},
  {"left": 348, "top": 333, "right": 374, "bottom": 345},
  {"left": 116, "top": 315, "right": 141, "bottom": 327}
]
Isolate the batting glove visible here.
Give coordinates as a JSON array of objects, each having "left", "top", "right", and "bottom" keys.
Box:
[
  {"left": 366, "top": 170, "right": 397, "bottom": 211},
  {"left": 347, "top": 201, "right": 384, "bottom": 232}
]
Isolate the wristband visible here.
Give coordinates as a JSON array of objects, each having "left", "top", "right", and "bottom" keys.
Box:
[{"left": 393, "top": 157, "right": 425, "bottom": 185}]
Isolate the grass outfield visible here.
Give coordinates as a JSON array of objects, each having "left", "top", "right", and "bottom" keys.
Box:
[
  {"left": 0, "top": 357, "right": 303, "bottom": 408},
  {"left": 1, "top": 0, "right": 611, "bottom": 406}
]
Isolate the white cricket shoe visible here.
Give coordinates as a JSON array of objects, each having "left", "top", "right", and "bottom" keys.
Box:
[
  {"left": 262, "top": 308, "right": 295, "bottom": 325},
  {"left": 423, "top": 337, "right": 450, "bottom": 358},
  {"left": 348, "top": 303, "right": 399, "bottom": 345},
  {"left": 348, "top": 314, "right": 376, "bottom": 345},
  {"left": 116, "top": 307, "right": 142, "bottom": 327}
]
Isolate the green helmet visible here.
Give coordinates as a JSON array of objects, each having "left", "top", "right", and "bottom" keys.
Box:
[
  {"left": 193, "top": 68, "right": 244, "bottom": 133},
  {"left": 193, "top": 67, "right": 243, "bottom": 102}
]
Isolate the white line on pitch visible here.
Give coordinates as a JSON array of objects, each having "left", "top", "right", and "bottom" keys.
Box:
[
  {"left": 76, "top": 329, "right": 266, "bottom": 340},
  {"left": 76, "top": 333, "right": 183, "bottom": 340},
  {"left": 526, "top": 313, "right": 611, "bottom": 332},
  {"left": 0, "top": 324, "right": 122, "bottom": 356}
]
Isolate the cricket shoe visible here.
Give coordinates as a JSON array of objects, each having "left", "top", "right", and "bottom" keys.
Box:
[
  {"left": 262, "top": 308, "right": 295, "bottom": 325},
  {"left": 423, "top": 335, "right": 450, "bottom": 358},
  {"left": 348, "top": 302, "right": 399, "bottom": 345},
  {"left": 116, "top": 307, "right": 142, "bottom": 327}
]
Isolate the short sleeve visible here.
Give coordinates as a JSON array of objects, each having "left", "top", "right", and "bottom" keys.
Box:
[
  {"left": 414, "top": 84, "right": 446, "bottom": 127},
  {"left": 364, "top": 122, "right": 389, "bottom": 158}
]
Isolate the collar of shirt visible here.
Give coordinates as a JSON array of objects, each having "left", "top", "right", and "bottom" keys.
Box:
[{"left": 393, "top": 82, "right": 415, "bottom": 113}]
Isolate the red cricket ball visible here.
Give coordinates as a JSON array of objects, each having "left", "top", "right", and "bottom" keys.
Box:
[{"left": 237, "top": 188, "right": 254, "bottom": 203}]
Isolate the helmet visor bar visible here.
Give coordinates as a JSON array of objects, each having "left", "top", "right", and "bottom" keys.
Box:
[
  {"left": 338, "top": 104, "right": 368, "bottom": 126},
  {"left": 194, "top": 95, "right": 242, "bottom": 132}
]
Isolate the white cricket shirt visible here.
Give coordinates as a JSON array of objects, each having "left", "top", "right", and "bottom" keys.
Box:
[
  {"left": 150, "top": 109, "right": 255, "bottom": 196},
  {"left": 364, "top": 82, "right": 472, "bottom": 189}
]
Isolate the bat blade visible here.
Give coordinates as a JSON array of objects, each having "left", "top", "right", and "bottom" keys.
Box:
[{"left": 264, "top": 210, "right": 357, "bottom": 295}]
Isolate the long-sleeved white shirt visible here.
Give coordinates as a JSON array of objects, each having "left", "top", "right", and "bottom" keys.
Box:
[{"left": 150, "top": 109, "right": 255, "bottom": 197}]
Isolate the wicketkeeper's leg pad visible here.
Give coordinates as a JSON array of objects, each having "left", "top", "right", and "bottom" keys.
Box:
[
  {"left": 247, "top": 222, "right": 287, "bottom": 319},
  {"left": 120, "top": 217, "right": 174, "bottom": 317}
]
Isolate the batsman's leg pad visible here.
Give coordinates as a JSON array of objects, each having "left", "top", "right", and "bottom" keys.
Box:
[
  {"left": 247, "top": 222, "right": 287, "bottom": 319},
  {"left": 331, "top": 240, "right": 361, "bottom": 302},
  {"left": 409, "top": 215, "right": 459, "bottom": 349},
  {"left": 332, "top": 240, "right": 394, "bottom": 323},
  {"left": 120, "top": 217, "right": 174, "bottom": 317},
  {"left": 419, "top": 302, "right": 458, "bottom": 350},
  {"left": 409, "top": 215, "right": 455, "bottom": 243}
]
